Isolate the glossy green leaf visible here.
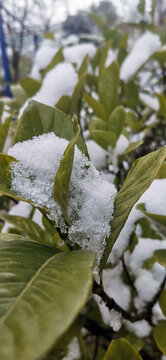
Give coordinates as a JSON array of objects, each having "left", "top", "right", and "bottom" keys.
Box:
[
  {"left": 14, "top": 100, "right": 87, "bottom": 156},
  {"left": 54, "top": 118, "right": 80, "bottom": 224},
  {"left": 154, "top": 249, "right": 166, "bottom": 267},
  {"left": 154, "top": 321, "right": 166, "bottom": 355},
  {"left": 20, "top": 77, "right": 41, "bottom": 97},
  {"left": 78, "top": 54, "right": 90, "bottom": 78},
  {"left": 0, "top": 214, "right": 54, "bottom": 245},
  {"left": 104, "top": 338, "right": 142, "bottom": 360},
  {"left": 125, "top": 334, "right": 144, "bottom": 352},
  {"left": 0, "top": 117, "right": 10, "bottom": 152},
  {"left": 0, "top": 239, "right": 95, "bottom": 360},
  {"left": 91, "top": 130, "right": 117, "bottom": 150},
  {"left": 159, "top": 289, "right": 166, "bottom": 316},
  {"left": 101, "top": 146, "right": 166, "bottom": 269},
  {"left": 84, "top": 92, "right": 107, "bottom": 121},
  {"left": 41, "top": 47, "right": 64, "bottom": 78},
  {"left": 70, "top": 73, "right": 87, "bottom": 116},
  {"left": 108, "top": 106, "right": 125, "bottom": 139},
  {"left": 99, "top": 62, "right": 119, "bottom": 116},
  {"left": 55, "top": 95, "right": 71, "bottom": 113}
]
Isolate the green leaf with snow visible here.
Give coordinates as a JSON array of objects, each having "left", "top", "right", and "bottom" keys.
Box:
[
  {"left": 41, "top": 47, "right": 64, "bottom": 78},
  {"left": 154, "top": 321, "right": 166, "bottom": 355},
  {"left": 99, "top": 62, "right": 119, "bottom": 116},
  {"left": 84, "top": 93, "right": 107, "bottom": 121},
  {"left": 55, "top": 95, "right": 71, "bottom": 113},
  {"left": 54, "top": 117, "right": 80, "bottom": 224},
  {"left": 14, "top": 100, "right": 88, "bottom": 156},
  {"left": 20, "top": 77, "right": 41, "bottom": 97},
  {"left": 104, "top": 338, "right": 142, "bottom": 360},
  {"left": 108, "top": 106, "right": 125, "bottom": 139},
  {"left": 0, "top": 117, "right": 10, "bottom": 152},
  {"left": 154, "top": 249, "right": 166, "bottom": 267},
  {"left": 0, "top": 238, "right": 95, "bottom": 360},
  {"left": 101, "top": 146, "right": 166, "bottom": 269}
]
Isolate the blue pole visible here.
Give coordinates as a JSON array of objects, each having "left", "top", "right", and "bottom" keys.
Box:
[{"left": 0, "top": 2, "right": 12, "bottom": 97}]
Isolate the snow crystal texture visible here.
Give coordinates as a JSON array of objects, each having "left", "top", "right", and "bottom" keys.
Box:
[{"left": 8, "top": 133, "right": 117, "bottom": 263}]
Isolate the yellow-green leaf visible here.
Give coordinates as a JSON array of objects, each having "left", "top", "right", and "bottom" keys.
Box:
[
  {"left": 84, "top": 93, "right": 107, "bottom": 121},
  {"left": 91, "top": 129, "right": 117, "bottom": 150},
  {"left": 99, "top": 61, "right": 119, "bottom": 116},
  {"left": 20, "top": 77, "right": 41, "bottom": 97},
  {"left": 104, "top": 338, "right": 142, "bottom": 360},
  {"left": 154, "top": 249, "right": 166, "bottom": 267},
  {"left": 154, "top": 321, "right": 166, "bottom": 355},
  {"left": 0, "top": 117, "right": 10, "bottom": 152},
  {"left": 108, "top": 105, "right": 125, "bottom": 139}
]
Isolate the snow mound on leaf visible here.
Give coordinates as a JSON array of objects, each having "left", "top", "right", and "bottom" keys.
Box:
[{"left": 8, "top": 132, "right": 117, "bottom": 264}]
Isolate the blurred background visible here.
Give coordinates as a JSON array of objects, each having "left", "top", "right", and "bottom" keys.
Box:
[{"left": 0, "top": 0, "right": 166, "bottom": 94}]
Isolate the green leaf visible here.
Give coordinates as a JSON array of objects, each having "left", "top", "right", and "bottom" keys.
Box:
[
  {"left": 99, "top": 40, "right": 112, "bottom": 75},
  {"left": 154, "top": 321, "right": 166, "bottom": 355},
  {"left": 0, "top": 101, "right": 4, "bottom": 123},
  {"left": 154, "top": 249, "right": 166, "bottom": 267},
  {"left": 120, "top": 141, "right": 143, "bottom": 157},
  {"left": 156, "top": 161, "right": 166, "bottom": 179},
  {"left": 0, "top": 239, "right": 95, "bottom": 360},
  {"left": 90, "top": 130, "right": 117, "bottom": 150},
  {"left": 84, "top": 93, "right": 107, "bottom": 121},
  {"left": 10, "top": 84, "right": 27, "bottom": 105},
  {"left": 125, "top": 334, "right": 143, "bottom": 352},
  {"left": 55, "top": 95, "right": 71, "bottom": 113},
  {"left": 14, "top": 100, "right": 88, "bottom": 156},
  {"left": 99, "top": 62, "right": 119, "bottom": 116},
  {"left": 89, "top": 118, "right": 107, "bottom": 132},
  {"left": 41, "top": 47, "right": 64, "bottom": 78},
  {"left": 20, "top": 77, "right": 41, "bottom": 97},
  {"left": 125, "top": 111, "right": 141, "bottom": 131},
  {"left": 78, "top": 55, "right": 90, "bottom": 78},
  {"left": 152, "top": 50, "right": 166, "bottom": 65},
  {"left": 101, "top": 146, "right": 166, "bottom": 269},
  {"left": 0, "top": 214, "right": 54, "bottom": 246},
  {"left": 54, "top": 117, "right": 80, "bottom": 224},
  {"left": 108, "top": 106, "right": 125, "bottom": 139},
  {"left": 159, "top": 289, "right": 166, "bottom": 316},
  {"left": 123, "top": 81, "right": 139, "bottom": 109},
  {"left": 70, "top": 73, "right": 87, "bottom": 116},
  {"left": 136, "top": 203, "right": 166, "bottom": 236},
  {"left": 0, "top": 117, "right": 10, "bottom": 152},
  {"left": 137, "top": 0, "right": 145, "bottom": 14},
  {"left": 104, "top": 338, "right": 142, "bottom": 360},
  {"left": 157, "top": 94, "right": 166, "bottom": 117}
]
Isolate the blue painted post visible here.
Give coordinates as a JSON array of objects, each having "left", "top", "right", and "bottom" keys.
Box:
[{"left": 0, "top": 2, "right": 12, "bottom": 97}]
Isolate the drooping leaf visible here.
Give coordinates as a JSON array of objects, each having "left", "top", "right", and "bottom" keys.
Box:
[
  {"left": 70, "top": 73, "right": 87, "bottom": 116},
  {"left": 14, "top": 100, "right": 88, "bottom": 156},
  {"left": 78, "top": 55, "right": 90, "bottom": 78},
  {"left": 90, "top": 130, "right": 117, "bottom": 150},
  {"left": 101, "top": 146, "right": 166, "bottom": 269},
  {"left": 154, "top": 249, "right": 166, "bottom": 267},
  {"left": 20, "top": 77, "right": 41, "bottom": 97},
  {"left": 53, "top": 117, "right": 80, "bottom": 224},
  {"left": 0, "top": 117, "right": 10, "bottom": 152},
  {"left": 154, "top": 321, "right": 166, "bottom": 355},
  {"left": 108, "top": 105, "right": 125, "bottom": 139},
  {"left": 0, "top": 239, "right": 95, "bottom": 360},
  {"left": 41, "top": 47, "right": 64, "bottom": 78},
  {"left": 104, "top": 338, "right": 142, "bottom": 360},
  {"left": 99, "top": 62, "right": 119, "bottom": 116},
  {"left": 84, "top": 92, "right": 107, "bottom": 121}
]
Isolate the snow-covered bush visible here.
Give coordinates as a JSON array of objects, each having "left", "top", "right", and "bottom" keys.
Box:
[{"left": 0, "top": 2, "right": 166, "bottom": 359}]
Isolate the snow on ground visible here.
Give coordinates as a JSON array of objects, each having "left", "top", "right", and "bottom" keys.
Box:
[
  {"left": 8, "top": 132, "right": 117, "bottom": 264},
  {"left": 120, "top": 31, "right": 161, "bottom": 81}
]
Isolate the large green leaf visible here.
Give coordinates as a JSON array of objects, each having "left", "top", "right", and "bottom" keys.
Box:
[
  {"left": 101, "top": 146, "right": 166, "bottom": 269},
  {"left": 108, "top": 106, "right": 125, "bottom": 139},
  {"left": 99, "top": 62, "right": 119, "bottom": 116},
  {"left": 20, "top": 77, "right": 41, "bottom": 97},
  {"left": 0, "top": 117, "right": 10, "bottom": 152},
  {"left": 55, "top": 95, "right": 71, "bottom": 113},
  {"left": 154, "top": 249, "right": 166, "bottom": 267},
  {"left": 0, "top": 239, "right": 95, "bottom": 360},
  {"left": 14, "top": 100, "right": 87, "bottom": 156},
  {"left": 156, "top": 162, "right": 166, "bottom": 179},
  {"left": 90, "top": 130, "right": 117, "bottom": 150},
  {"left": 84, "top": 93, "right": 107, "bottom": 121},
  {"left": 154, "top": 321, "right": 166, "bottom": 355},
  {"left": 104, "top": 338, "right": 142, "bottom": 360},
  {"left": 54, "top": 118, "right": 80, "bottom": 224}
]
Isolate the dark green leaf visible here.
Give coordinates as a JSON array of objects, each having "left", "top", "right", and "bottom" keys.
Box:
[{"left": 70, "top": 73, "right": 87, "bottom": 116}]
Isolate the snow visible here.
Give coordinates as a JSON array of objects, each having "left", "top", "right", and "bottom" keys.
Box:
[
  {"left": 20, "top": 62, "right": 78, "bottom": 116},
  {"left": 63, "top": 43, "right": 96, "bottom": 68},
  {"left": 62, "top": 337, "right": 80, "bottom": 360},
  {"left": 120, "top": 31, "right": 161, "bottom": 81},
  {"left": 30, "top": 39, "right": 57, "bottom": 80},
  {"left": 8, "top": 132, "right": 117, "bottom": 264},
  {"left": 140, "top": 93, "right": 159, "bottom": 111},
  {"left": 125, "top": 320, "right": 151, "bottom": 338},
  {"left": 109, "top": 309, "right": 123, "bottom": 331},
  {"left": 109, "top": 134, "right": 129, "bottom": 173},
  {"left": 86, "top": 140, "right": 108, "bottom": 170},
  {"left": 105, "top": 49, "right": 118, "bottom": 67},
  {"left": 109, "top": 179, "right": 166, "bottom": 264},
  {"left": 62, "top": 35, "right": 79, "bottom": 46},
  {"left": 2, "top": 201, "right": 32, "bottom": 233}
]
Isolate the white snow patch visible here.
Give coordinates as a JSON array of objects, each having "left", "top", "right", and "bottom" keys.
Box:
[
  {"left": 120, "top": 31, "right": 161, "bottom": 81},
  {"left": 140, "top": 93, "right": 159, "bottom": 111},
  {"left": 62, "top": 337, "right": 80, "bottom": 360},
  {"left": 125, "top": 320, "right": 151, "bottom": 338},
  {"left": 30, "top": 39, "right": 57, "bottom": 79},
  {"left": 8, "top": 133, "right": 117, "bottom": 264},
  {"left": 86, "top": 140, "right": 108, "bottom": 170},
  {"left": 63, "top": 43, "right": 96, "bottom": 68}
]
